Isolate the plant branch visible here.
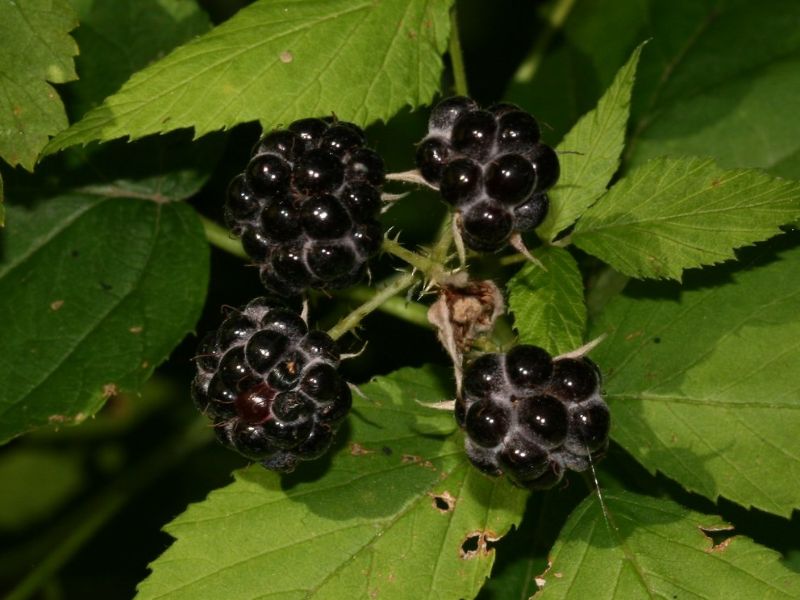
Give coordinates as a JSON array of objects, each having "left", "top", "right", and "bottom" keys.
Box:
[
  {"left": 335, "top": 284, "right": 431, "bottom": 331},
  {"left": 381, "top": 237, "right": 442, "bottom": 275},
  {"left": 327, "top": 272, "right": 419, "bottom": 341},
  {"left": 449, "top": 6, "right": 469, "bottom": 97},
  {"left": 200, "top": 214, "right": 248, "bottom": 259},
  {"left": 5, "top": 418, "right": 212, "bottom": 600}
]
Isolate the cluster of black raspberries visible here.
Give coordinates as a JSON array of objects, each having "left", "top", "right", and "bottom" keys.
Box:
[
  {"left": 192, "top": 297, "right": 350, "bottom": 472},
  {"left": 415, "top": 96, "right": 559, "bottom": 251},
  {"left": 457, "top": 345, "right": 610, "bottom": 489},
  {"left": 193, "top": 98, "right": 608, "bottom": 486},
  {"left": 224, "top": 118, "right": 385, "bottom": 296}
]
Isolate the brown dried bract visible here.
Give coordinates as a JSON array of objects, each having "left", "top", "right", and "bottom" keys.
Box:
[{"left": 427, "top": 273, "right": 504, "bottom": 394}]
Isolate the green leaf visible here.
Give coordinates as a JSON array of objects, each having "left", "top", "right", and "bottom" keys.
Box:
[
  {"left": 510, "top": 1, "right": 800, "bottom": 179},
  {"left": 507, "top": 247, "right": 586, "bottom": 355},
  {"left": 629, "top": 0, "right": 800, "bottom": 177},
  {"left": 0, "top": 446, "right": 85, "bottom": 532},
  {"left": 589, "top": 239, "right": 800, "bottom": 516},
  {"left": 572, "top": 157, "right": 800, "bottom": 280},
  {"left": 0, "top": 193, "right": 208, "bottom": 443},
  {"left": 0, "top": 0, "right": 78, "bottom": 170},
  {"left": 537, "top": 44, "right": 643, "bottom": 241},
  {"left": 0, "top": 173, "right": 4, "bottom": 226},
  {"left": 45, "top": 0, "right": 453, "bottom": 154},
  {"left": 138, "top": 366, "right": 528, "bottom": 600},
  {"left": 535, "top": 490, "right": 800, "bottom": 598},
  {"left": 65, "top": 0, "right": 212, "bottom": 119}
]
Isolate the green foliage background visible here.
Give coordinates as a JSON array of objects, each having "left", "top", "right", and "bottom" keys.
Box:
[{"left": 1, "top": 0, "right": 800, "bottom": 598}]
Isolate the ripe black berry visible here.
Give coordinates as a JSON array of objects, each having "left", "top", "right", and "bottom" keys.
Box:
[
  {"left": 225, "top": 175, "right": 260, "bottom": 222},
  {"left": 254, "top": 129, "right": 304, "bottom": 162},
  {"left": 517, "top": 395, "right": 568, "bottom": 448},
  {"left": 288, "top": 118, "right": 328, "bottom": 149},
  {"left": 246, "top": 154, "right": 291, "bottom": 196},
  {"left": 347, "top": 148, "right": 385, "bottom": 186},
  {"left": 451, "top": 110, "right": 497, "bottom": 159},
  {"left": 294, "top": 149, "right": 345, "bottom": 194},
  {"left": 306, "top": 241, "right": 357, "bottom": 280},
  {"left": 568, "top": 401, "right": 610, "bottom": 453},
  {"left": 459, "top": 345, "right": 609, "bottom": 489},
  {"left": 439, "top": 158, "right": 483, "bottom": 205},
  {"left": 514, "top": 193, "right": 549, "bottom": 232},
  {"left": 485, "top": 153, "right": 537, "bottom": 205},
  {"left": 460, "top": 200, "right": 514, "bottom": 251},
  {"left": 245, "top": 330, "right": 289, "bottom": 373},
  {"left": 496, "top": 110, "right": 540, "bottom": 151},
  {"left": 416, "top": 137, "right": 451, "bottom": 184},
  {"left": 487, "top": 102, "right": 521, "bottom": 118},
  {"left": 505, "top": 345, "right": 552, "bottom": 389},
  {"left": 261, "top": 197, "right": 301, "bottom": 242},
  {"left": 226, "top": 118, "right": 385, "bottom": 295},
  {"left": 241, "top": 229, "right": 271, "bottom": 262},
  {"left": 465, "top": 400, "right": 510, "bottom": 447},
  {"left": 498, "top": 434, "right": 549, "bottom": 482},
  {"left": 463, "top": 353, "right": 505, "bottom": 399},
  {"left": 526, "top": 143, "right": 560, "bottom": 192},
  {"left": 428, "top": 96, "right": 478, "bottom": 131},
  {"left": 229, "top": 422, "right": 276, "bottom": 459},
  {"left": 417, "top": 97, "right": 558, "bottom": 252},
  {"left": 301, "top": 194, "right": 351, "bottom": 239},
  {"left": 193, "top": 299, "right": 351, "bottom": 472},
  {"left": 320, "top": 123, "right": 365, "bottom": 156},
  {"left": 550, "top": 358, "right": 599, "bottom": 402},
  {"left": 353, "top": 221, "right": 383, "bottom": 256}
]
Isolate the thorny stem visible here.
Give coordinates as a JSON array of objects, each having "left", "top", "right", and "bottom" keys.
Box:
[
  {"left": 335, "top": 285, "right": 432, "bottom": 331},
  {"left": 381, "top": 237, "right": 442, "bottom": 275},
  {"left": 327, "top": 272, "right": 419, "bottom": 341},
  {"left": 5, "top": 418, "right": 212, "bottom": 600},
  {"left": 449, "top": 6, "right": 469, "bottom": 97},
  {"left": 512, "top": 0, "right": 577, "bottom": 84},
  {"left": 201, "top": 214, "right": 248, "bottom": 259}
]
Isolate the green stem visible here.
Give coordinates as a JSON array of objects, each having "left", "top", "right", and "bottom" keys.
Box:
[
  {"left": 430, "top": 214, "right": 454, "bottom": 266},
  {"left": 513, "top": 0, "right": 576, "bottom": 84},
  {"left": 336, "top": 285, "right": 431, "bottom": 330},
  {"left": 327, "top": 272, "right": 418, "bottom": 341},
  {"left": 448, "top": 5, "right": 469, "bottom": 97},
  {"left": 200, "top": 214, "right": 247, "bottom": 259},
  {"left": 381, "top": 237, "right": 441, "bottom": 275},
  {"left": 5, "top": 419, "right": 212, "bottom": 600}
]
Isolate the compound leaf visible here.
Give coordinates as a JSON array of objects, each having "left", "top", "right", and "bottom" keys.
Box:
[
  {"left": 537, "top": 44, "right": 642, "bottom": 241},
  {"left": 0, "top": 0, "right": 78, "bottom": 170},
  {"left": 46, "top": 0, "right": 452, "bottom": 154},
  {"left": 535, "top": 490, "right": 800, "bottom": 598},
  {"left": 572, "top": 157, "right": 800, "bottom": 280},
  {"left": 0, "top": 191, "right": 208, "bottom": 444},
  {"left": 507, "top": 247, "right": 586, "bottom": 356},
  {"left": 137, "top": 366, "right": 528, "bottom": 600},
  {"left": 589, "top": 239, "right": 800, "bottom": 516}
]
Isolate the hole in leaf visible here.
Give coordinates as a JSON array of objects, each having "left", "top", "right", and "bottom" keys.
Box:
[
  {"left": 700, "top": 525, "right": 736, "bottom": 552},
  {"left": 429, "top": 491, "right": 456, "bottom": 513},
  {"left": 459, "top": 529, "right": 500, "bottom": 559},
  {"left": 461, "top": 534, "right": 480, "bottom": 556}
]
